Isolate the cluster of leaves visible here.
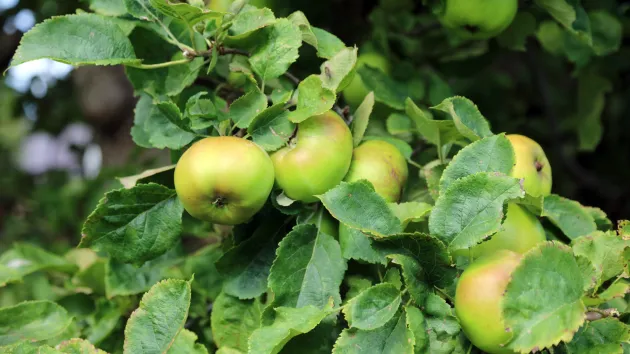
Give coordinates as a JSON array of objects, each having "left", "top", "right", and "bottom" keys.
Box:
[{"left": 2, "top": 0, "right": 630, "bottom": 353}]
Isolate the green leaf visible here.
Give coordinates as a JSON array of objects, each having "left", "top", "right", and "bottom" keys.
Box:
[
  {"left": 577, "top": 71, "right": 612, "bottom": 151},
  {"left": 118, "top": 165, "right": 177, "bottom": 189},
  {"left": 105, "top": 249, "right": 180, "bottom": 298},
  {"left": 429, "top": 173, "right": 524, "bottom": 252},
  {"left": 268, "top": 224, "right": 346, "bottom": 308},
  {"left": 405, "top": 306, "right": 427, "bottom": 353},
  {"left": 228, "top": 7, "right": 275, "bottom": 38},
  {"left": 249, "top": 105, "right": 295, "bottom": 152},
  {"left": 87, "top": 0, "right": 127, "bottom": 16},
  {"left": 357, "top": 66, "right": 407, "bottom": 110},
  {"left": 10, "top": 13, "right": 139, "bottom": 68},
  {"left": 339, "top": 224, "right": 389, "bottom": 265},
  {"left": 279, "top": 321, "right": 339, "bottom": 354},
  {"left": 125, "top": 26, "right": 205, "bottom": 97},
  {"left": 132, "top": 95, "right": 196, "bottom": 150},
  {"left": 0, "top": 301, "right": 73, "bottom": 346},
  {"left": 497, "top": 12, "right": 538, "bottom": 51},
  {"left": 0, "top": 243, "right": 77, "bottom": 287},
  {"left": 389, "top": 202, "right": 432, "bottom": 227},
  {"left": 150, "top": 0, "right": 222, "bottom": 26},
  {"left": 0, "top": 266, "right": 20, "bottom": 288},
  {"left": 351, "top": 92, "right": 375, "bottom": 147},
  {"left": 55, "top": 338, "right": 106, "bottom": 354},
  {"left": 534, "top": 0, "right": 591, "bottom": 41},
  {"left": 383, "top": 268, "right": 403, "bottom": 290},
  {"left": 80, "top": 183, "right": 184, "bottom": 265},
  {"left": 124, "top": 0, "right": 162, "bottom": 19},
  {"left": 319, "top": 47, "right": 358, "bottom": 92},
  {"left": 216, "top": 219, "right": 281, "bottom": 299},
  {"left": 248, "top": 304, "right": 333, "bottom": 354},
  {"left": 572, "top": 231, "right": 628, "bottom": 288},
  {"left": 231, "top": 91, "right": 268, "bottom": 129},
  {"left": 503, "top": 242, "right": 587, "bottom": 353},
  {"left": 388, "top": 255, "right": 428, "bottom": 305},
  {"left": 584, "top": 206, "right": 613, "bottom": 231},
  {"left": 185, "top": 92, "right": 218, "bottom": 130},
  {"left": 589, "top": 11, "right": 622, "bottom": 56},
  {"left": 421, "top": 160, "right": 448, "bottom": 201},
  {"left": 167, "top": 329, "right": 209, "bottom": 354},
  {"left": 439, "top": 134, "right": 515, "bottom": 192},
  {"left": 566, "top": 318, "right": 630, "bottom": 354},
  {"left": 333, "top": 312, "right": 413, "bottom": 354},
  {"left": 211, "top": 292, "right": 261, "bottom": 352},
  {"left": 405, "top": 99, "right": 460, "bottom": 148},
  {"left": 123, "top": 278, "right": 192, "bottom": 354},
  {"left": 431, "top": 96, "right": 492, "bottom": 141},
  {"left": 85, "top": 298, "right": 128, "bottom": 344},
  {"left": 181, "top": 244, "right": 224, "bottom": 300},
  {"left": 386, "top": 113, "right": 413, "bottom": 137},
  {"left": 288, "top": 75, "right": 335, "bottom": 123},
  {"left": 319, "top": 181, "right": 403, "bottom": 238},
  {"left": 343, "top": 283, "right": 401, "bottom": 330},
  {"left": 250, "top": 19, "right": 302, "bottom": 82},
  {"left": 288, "top": 11, "right": 317, "bottom": 48},
  {"left": 375, "top": 233, "right": 456, "bottom": 290},
  {"left": 541, "top": 194, "right": 597, "bottom": 240},
  {"left": 311, "top": 27, "right": 345, "bottom": 59}
]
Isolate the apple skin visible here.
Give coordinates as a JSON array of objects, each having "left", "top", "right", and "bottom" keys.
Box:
[
  {"left": 438, "top": 0, "right": 518, "bottom": 39},
  {"left": 455, "top": 250, "right": 521, "bottom": 354},
  {"left": 344, "top": 140, "right": 409, "bottom": 203},
  {"left": 454, "top": 204, "right": 546, "bottom": 260},
  {"left": 300, "top": 210, "right": 339, "bottom": 238},
  {"left": 207, "top": 0, "right": 232, "bottom": 12},
  {"left": 342, "top": 52, "right": 391, "bottom": 109},
  {"left": 507, "top": 134, "right": 552, "bottom": 197},
  {"left": 174, "top": 136, "right": 274, "bottom": 225},
  {"left": 271, "top": 111, "right": 353, "bottom": 203}
]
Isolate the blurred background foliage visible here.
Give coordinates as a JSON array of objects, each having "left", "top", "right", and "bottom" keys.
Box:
[{"left": 1, "top": 0, "right": 629, "bottom": 250}]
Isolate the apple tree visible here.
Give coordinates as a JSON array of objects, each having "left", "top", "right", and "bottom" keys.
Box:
[{"left": 1, "top": 0, "right": 628, "bottom": 353}]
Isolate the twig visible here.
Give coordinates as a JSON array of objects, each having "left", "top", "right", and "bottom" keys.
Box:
[
  {"left": 128, "top": 58, "right": 192, "bottom": 70},
  {"left": 284, "top": 71, "right": 301, "bottom": 85}
]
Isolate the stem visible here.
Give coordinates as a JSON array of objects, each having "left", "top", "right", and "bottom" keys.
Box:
[
  {"left": 407, "top": 159, "right": 422, "bottom": 169},
  {"left": 284, "top": 71, "right": 301, "bottom": 85},
  {"left": 128, "top": 58, "right": 192, "bottom": 69}
]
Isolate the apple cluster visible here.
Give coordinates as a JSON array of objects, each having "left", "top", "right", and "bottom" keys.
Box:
[{"left": 173, "top": 109, "right": 409, "bottom": 226}]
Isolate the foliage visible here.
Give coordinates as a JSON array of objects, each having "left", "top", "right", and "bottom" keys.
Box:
[{"left": 1, "top": 0, "right": 629, "bottom": 353}]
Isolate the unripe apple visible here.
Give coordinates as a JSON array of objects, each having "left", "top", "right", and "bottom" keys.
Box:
[
  {"left": 455, "top": 250, "right": 521, "bottom": 354},
  {"left": 174, "top": 136, "right": 274, "bottom": 225},
  {"left": 438, "top": 0, "right": 518, "bottom": 39},
  {"left": 454, "top": 203, "right": 546, "bottom": 260},
  {"left": 271, "top": 111, "right": 353, "bottom": 203},
  {"left": 344, "top": 140, "right": 409, "bottom": 203},
  {"left": 342, "top": 52, "right": 391, "bottom": 109},
  {"left": 507, "top": 134, "right": 552, "bottom": 197}
]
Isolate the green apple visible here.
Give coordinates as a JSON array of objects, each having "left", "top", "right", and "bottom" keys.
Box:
[
  {"left": 207, "top": 0, "right": 232, "bottom": 12},
  {"left": 438, "top": 0, "right": 518, "bottom": 39},
  {"left": 174, "top": 136, "right": 274, "bottom": 225},
  {"left": 271, "top": 111, "right": 353, "bottom": 203},
  {"left": 455, "top": 204, "right": 546, "bottom": 260},
  {"left": 455, "top": 250, "right": 521, "bottom": 354},
  {"left": 342, "top": 51, "right": 391, "bottom": 109},
  {"left": 344, "top": 140, "right": 409, "bottom": 203},
  {"left": 299, "top": 209, "right": 339, "bottom": 238},
  {"left": 507, "top": 134, "right": 552, "bottom": 197}
]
